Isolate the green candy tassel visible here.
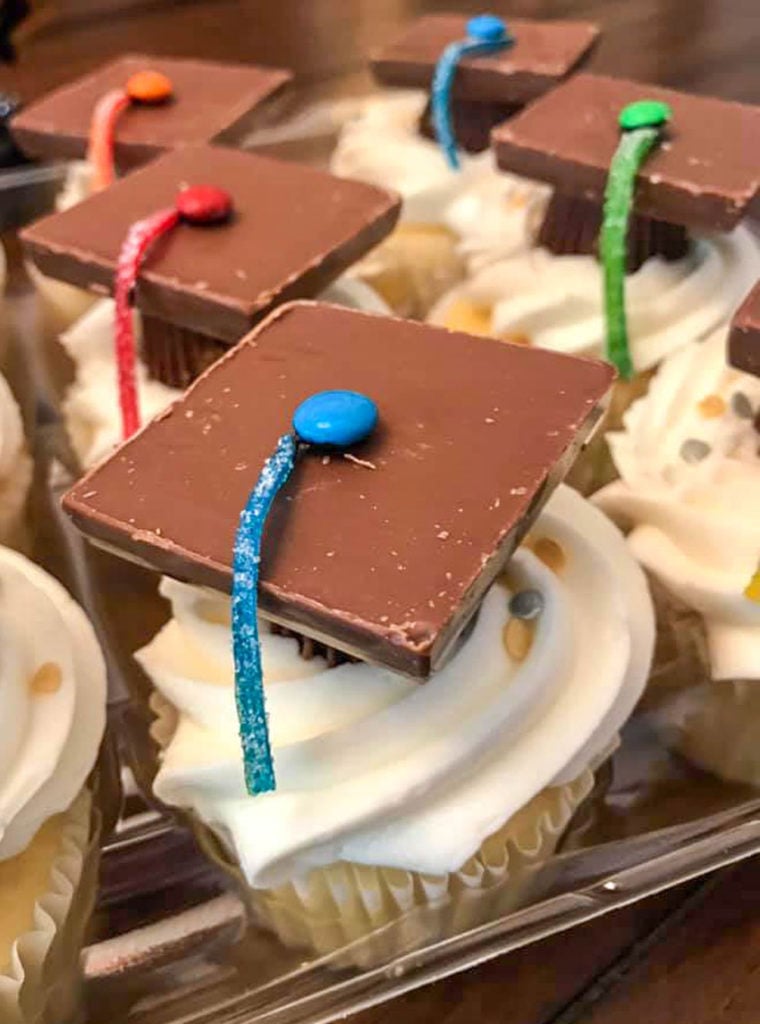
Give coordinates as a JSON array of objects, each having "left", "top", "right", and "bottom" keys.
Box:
[{"left": 601, "top": 99, "right": 672, "bottom": 379}]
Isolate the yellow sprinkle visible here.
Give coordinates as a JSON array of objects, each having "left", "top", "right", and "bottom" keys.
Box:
[
  {"left": 745, "top": 568, "right": 760, "bottom": 604},
  {"left": 500, "top": 331, "right": 532, "bottom": 347},
  {"left": 532, "top": 537, "right": 567, "bottom": 574},
  {"left": 29, "top": 662, "right": 63, "bottom": 695},
  {"left": 697, "top": 394, "right": 727, "bottom": 419},
  {"left": 503, "top": 618, "right": 535, "bottom": 662},
  {"left": 442, "top": 299, "right": 494, "bottom": 337}
]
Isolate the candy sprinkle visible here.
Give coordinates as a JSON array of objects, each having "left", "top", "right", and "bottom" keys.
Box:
[
  {"left": 731, "top": 391, "right": 754, "bottom": 419},
  {"left": 431, "top": 14, "right": 513, "bottom": 171},
  {"left": 680, "top": 438, "right": 711, "bottom": 464},
  {"left": 508, "top": 588, "right": 544, "bottom": 620},
  {"left": 600, "top": 100, "right": 672, "bottom": 378},
  {"left": 745, "top": 566, "right": 760, "bottom": 603}
]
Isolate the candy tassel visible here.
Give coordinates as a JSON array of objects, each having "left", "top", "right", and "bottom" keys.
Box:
[
  {"left": 600, "top": 100, "right": 672, "bottom": 379},
  {"left": 87, "top": 70, "right": 174, "bottom": 191},
  {"left": 431, "top": 15, "right": 512, "bottom": 172},
  {"left": 114, "top": 206, "right": 180, "bottom": 438},
  {"left": 233, "top": 433, "right": 298, "bottom": 795},
  {"left": 87, "top": 88, "right": 130, "bottom": 191},
  {"left": 113, "top": 184, "right": 233, "bottom": 440},
  {"left": 231, "top": 390, "right": 378, "bottom": 796}
]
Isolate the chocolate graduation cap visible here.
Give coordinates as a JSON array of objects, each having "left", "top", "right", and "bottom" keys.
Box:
[
  {"left": 728, "top": 281, "right": 760, "bottom": 379},
  {"left": 63, "top": 301, "right": 614, "bottom": 679},
  {"left": 21, "top": 145, "right": 401, "bottom": 388},
  {"left": 10, "top": 54, "right": 292, "bottom": 171},
  {"left": 493, "top": 73, "right": 760, "bottom": 271},
  {"left": 371, "top": 14, "right": 599, "bottom": 156}
]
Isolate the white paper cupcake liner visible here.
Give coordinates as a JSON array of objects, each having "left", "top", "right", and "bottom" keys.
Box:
[
  {"left": 150, "top": 691, "right": 593, "bottom": 967},
  {"left": 0, "top": 788, "right": 102, "bottom": 1024}
]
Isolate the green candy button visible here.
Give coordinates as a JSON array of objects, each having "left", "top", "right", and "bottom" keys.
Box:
[{"left": 619, "top": 99, "right": 672, "bottom": 131}]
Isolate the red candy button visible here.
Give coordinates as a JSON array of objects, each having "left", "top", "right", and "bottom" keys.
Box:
[{"left": 176, "top": 185, "right": 234, "bottom": 225}]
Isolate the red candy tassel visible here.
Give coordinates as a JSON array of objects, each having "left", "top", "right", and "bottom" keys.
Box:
[
  {"left": 87, "top": 70, "right": 174, "bottom": 192},
  {"left": 87, "top": 89, "right": 131, "bottom": 191},
  {"left": 114, "top": 185, "right": 233, "bottom": 440}
]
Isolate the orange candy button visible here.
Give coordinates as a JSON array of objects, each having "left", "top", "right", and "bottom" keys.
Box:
[{"left": 126, "top": 70, "right": 173, "bottom": 104}]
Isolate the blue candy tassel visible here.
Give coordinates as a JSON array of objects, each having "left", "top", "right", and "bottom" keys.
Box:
[
  {"left": 232, "top": 432, "right": 297, "bottom": 795},
  {"left": 431, "top": 15, "right": 513, "bottom": 171}
]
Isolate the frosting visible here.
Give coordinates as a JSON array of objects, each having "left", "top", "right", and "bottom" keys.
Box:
[
  {"left": 0, "top": 546, "right": 106, "bottom": 862},
  {"left": 330, "top": 90, "right": 545, "bottom": 266},
  {"left": 56, "top": 160, "right": 94, "bottom": 213},
  {"left": 61, "top": 278, "right": 390, "bottom": 469},
  {"left": 596, "top": 329, "right": 760, "bottom": 681},
  {"left": 429, "top": 227, "right": 760, "bottom": 372},
  {"left": 139, "top": 485, "right": 654, "bottom": 888}
]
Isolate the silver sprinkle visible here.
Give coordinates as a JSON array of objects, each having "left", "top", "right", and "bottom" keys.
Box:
[
  {"left": 509, "top": 589, "right": 545, "bottom": 620},
  {"left": 731, "top": 391, "right": 754, "bottom": 419},
  {"left": 680, "top": 438, "right": 711, "bottom": 463}
]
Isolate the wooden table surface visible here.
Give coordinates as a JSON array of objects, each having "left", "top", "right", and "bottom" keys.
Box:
[{"left": 3, "top": 2, "right": 759, "bottom": 1023}]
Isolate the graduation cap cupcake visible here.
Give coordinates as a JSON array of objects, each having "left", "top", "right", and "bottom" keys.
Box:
[
  {"left": 21, "top": 144, "right": 399, "bottom": 467},
  {"left": 596, "top": 285, "right": 760, "bottom": 784},
  {"left": 331, "top": 14, "right": 598, "bottom": 317},
  {"left": 11, "top": 54, "right": 293, "bottom": 329},
  {"left": 431, "top": 74, "right": 760, "bottom": 487},
  {"left": 63, "top": 301, "right": 654, "bottom": 962}
]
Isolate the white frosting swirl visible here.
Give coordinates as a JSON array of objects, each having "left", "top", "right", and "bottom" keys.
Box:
[
  {"left": 56, "top": 160, "right": 93, "bottom": 213},
  {"left": 61, "top": 278, "right": 390, "bottom": 469},
  {"left": 430, "top": 228, "right": 760, "bottom": 372},
  {"left": 139, "top": 486, "right": 653, "bottom": 888},
  {"left": 330, "top": 91, "right": 545, "bottom": 267},
  {"left": 596, "top": 330, "right": 760, "bottom": 682},
  {"left": 0, "top": 546, "right": 106, "bottom": 861}
]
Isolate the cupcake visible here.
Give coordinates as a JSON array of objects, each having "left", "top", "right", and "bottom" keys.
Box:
[
  {"left": 331, "top": 15, "right": 597, "bottom": 317},
  {"left": 434, "top": 75, "right": 760, "bottom": 491},
  {"left": 143, "top": 482, "right": 652, "bottom": 963},
  {"left": 0, "top": 372, "right": 32, "bottom": 547},
  {"left": 0, "top": 544, "right": 107, "bottom": 1022},
  {"left": 12, "top": 55, "right": 294, "bottom": 330},
  {"left": 61, "top": 302, "right": 652, "bottom": 964},
  {"left": 595, "top": 325, "right": 760, "bottom": 782},
  {"left": 60, "top": 278, "right": 390, "bottom": 470}
]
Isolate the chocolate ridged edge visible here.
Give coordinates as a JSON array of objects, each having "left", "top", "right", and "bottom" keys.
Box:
[
  {"left": 141, "top": 315, "right": 228, "bottom": 388},
  {"left": 418, "top": 96, "right": 522, "bottom": 154},
  {"left": 537, "top": 192, "right": 691, "bottom": 273},
  {"left": 270, "top": 623, "right": 353, "bottom": 668}
]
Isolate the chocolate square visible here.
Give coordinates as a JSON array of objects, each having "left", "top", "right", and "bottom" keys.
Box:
[
  {"left": 728, "top": 281, "right": 760, "bottom": 378},
  {"left": 10, "top": 55, "right": 293, "bottom": 169},
  {"left": 371, "top": 15, "right": 599, "bottom": 105},
  {"left": 493, "top": 73, "right": 760, "bottom": 232},
  {"left": 21, "top": 145, "right": 400, "bottom": 343},
  {"left": 63, "top": 301, "right": 614, "bottom": 677}
]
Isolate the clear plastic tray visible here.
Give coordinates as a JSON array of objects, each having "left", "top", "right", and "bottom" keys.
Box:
[{"left": 2, "top": 143, "right": 760, "bottom": 1024}]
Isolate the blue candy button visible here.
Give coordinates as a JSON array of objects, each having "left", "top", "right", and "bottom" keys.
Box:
[
  {"left": 466, "top": 14, "right": 508, "bottom": 43},
  {"left": 293, "top": 390, "right": 378, "bottom": 447}
]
